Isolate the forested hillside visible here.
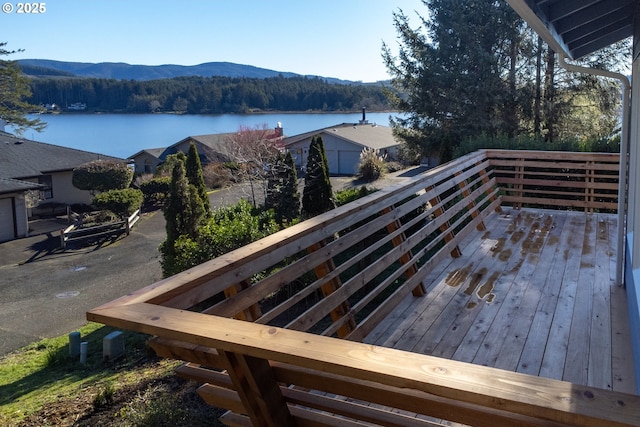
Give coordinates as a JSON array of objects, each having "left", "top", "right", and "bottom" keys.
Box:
[{"left": 27, "top": 75, "right": 391, "bottom": 114}]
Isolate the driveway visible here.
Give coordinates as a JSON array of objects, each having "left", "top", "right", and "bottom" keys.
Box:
[{"left": 0, "top": 170, "right": 421, "bottom": 357}]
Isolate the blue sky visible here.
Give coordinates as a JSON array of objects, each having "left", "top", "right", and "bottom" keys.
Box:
[{"left": 1, "top": 0, "right": 423, "bottom": 82}]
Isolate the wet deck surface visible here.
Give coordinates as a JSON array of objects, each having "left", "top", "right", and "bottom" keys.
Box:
[{"left": 366, "top": 207, "right": 636, "bottom": 394}]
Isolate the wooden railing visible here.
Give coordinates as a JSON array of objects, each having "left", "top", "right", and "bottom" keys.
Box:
[
  {"left": 60, "top": 209, "right": 141, "bottom": 248},
  {"left": 88, "top": 150, "right": 639, "bottom": 426}
]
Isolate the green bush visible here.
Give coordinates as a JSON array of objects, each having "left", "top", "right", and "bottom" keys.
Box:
[
  {"left": 452, "top": 133, "right": 621, "bottom": 158},
  {"left": 93, "top": 188, "right": 143, "bottom": 217},
  {"left": 139, "top": 177, "right": 171, "bottom": 205},
  {"left": 335, "top": 186, "right": 377, "bottom": 206},
  {"left": 72, "top": 160, "right": 134, "bottom": 192},
  {"left": 161, "top": 199, "right": 279, "bottom": 276}
]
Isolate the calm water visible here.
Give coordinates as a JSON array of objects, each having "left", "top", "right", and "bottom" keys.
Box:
[{"left": 14, "top": 112, "right": 400, "bottom": 159}]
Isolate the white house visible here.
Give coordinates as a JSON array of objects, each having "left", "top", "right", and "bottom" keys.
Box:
[
  {"left": 0, "top": 131, "right": 126, "bottom": 241},
  {"left": 283, "top": 123, "right": 401, "bottom": 176}
]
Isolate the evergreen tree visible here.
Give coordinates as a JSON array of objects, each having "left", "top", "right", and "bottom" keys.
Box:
[
  {"left": 382, "top": 0, "right": 521, "bottom": 161},
  {"left": 161, "top": 162, "right": 205, "bottom": 275},
  {"left": 0, "top": 43, "right": 45, "bottom": 134},
  {"left": 382, "top": 1, "right": 627, "bottom": 157},
  {"left": 185, "top": 142, "right": 211, "bottom": 217},
  {"left": 302, "top": 135, "right": 335, "bottom": 217},
  {"left": 266, "top": 152, "right": 300, "bottom": 224}
]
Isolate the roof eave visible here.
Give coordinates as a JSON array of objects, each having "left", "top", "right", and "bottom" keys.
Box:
[{"left": 505, "top": 0, "right": 574, "bottom": 58}]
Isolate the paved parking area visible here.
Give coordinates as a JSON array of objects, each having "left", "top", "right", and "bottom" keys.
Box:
[{"left": 0, "top": 209, "right": 166, "bottom": 357}]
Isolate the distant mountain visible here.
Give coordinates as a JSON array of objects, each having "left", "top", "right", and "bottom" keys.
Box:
[{"left": 18, "top": 59, "right": 358, "bottom": 84}]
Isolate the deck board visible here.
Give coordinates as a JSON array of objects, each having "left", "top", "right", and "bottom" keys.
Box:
[{"left": 365, "top": 207, "right": 636, "bottom": 392}]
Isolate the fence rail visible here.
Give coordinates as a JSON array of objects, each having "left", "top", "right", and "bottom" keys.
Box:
[
  {"left": 88, "top": 150, "right": 637, "bottom": 426},
  {"left": 60, "top": 209, "right": 140, "bottom": 249}
]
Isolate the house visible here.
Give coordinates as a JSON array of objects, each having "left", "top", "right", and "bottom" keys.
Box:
[
  {"left": 129, "top": 147, "right": 166, "bottom": 175},
  {"left": 283, "top": 122, "right": 402, "bottom": 175},
  {"left": 0, "top": 131, "right": 126, "bottom": 241},
  {"left": 158, "top": 133, "right": 233, "bottom": 167},
  {"left": 129, "top": 124, "right": 285, "bottom": 175},
  {"left": 0, "top": 177, "right": 43, "bottom": 242},
  {"left": 506, "top": 0, "right": 640, "bottom": 394}
]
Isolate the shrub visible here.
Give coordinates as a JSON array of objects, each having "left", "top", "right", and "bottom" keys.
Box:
[
  {"left": 335, "top": 186, "right": 377, "bottom": 206},
  {"left": 452, "top": 133, "right": 621, "bottom": 159},
  {"left": 72, "top": 160, "right": 133, "bottom": 193},
  {"left": 160, "top": 200, "right": 279, "bottom": 276},
  {"left": 93, "top": 188, "right": 143, "bottom": 217},
  {"left": 358, "top": 147, "right": 387, "bottom": 181},
  {"left": 139, "top": 177, "right": 171, "bottom": 205}
]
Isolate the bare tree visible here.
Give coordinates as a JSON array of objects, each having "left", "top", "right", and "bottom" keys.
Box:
[{"left": 224, "top": 123, "right": 283, "bottom": 206}]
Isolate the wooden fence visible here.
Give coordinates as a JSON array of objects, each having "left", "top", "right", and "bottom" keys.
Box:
[
  {"left": 60, "top": 209, "right": 141, "bottom": 249},
  {"left": 88, "top": 150, "right": 640, "bottom": 426}
]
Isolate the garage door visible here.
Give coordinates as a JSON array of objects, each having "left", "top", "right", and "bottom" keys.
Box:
[
  {"left": 0, "top": 197, "right": 15, "bottom": 242},
  {"left": 338, "top": 151, "right": 361, "bottom": 175}
]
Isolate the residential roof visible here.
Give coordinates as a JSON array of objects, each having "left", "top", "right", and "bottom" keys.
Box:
[
  {"left": 0, "top": 177, "right": 43, "bottom": 195},
  {"left": 159, "top": 133, "right": 234, "bottom": 163},
  {"left": 128, "top": 147, "right": 166, "bottom": 160},
  {"left": 506, "top": 0, "right": 636, "bottom": 59},
  {"left": 283, "top": 123, "right": 399, "bottom": 151},
  {"left": 0, "top": 132, "right": 125, "bottom": 180}
]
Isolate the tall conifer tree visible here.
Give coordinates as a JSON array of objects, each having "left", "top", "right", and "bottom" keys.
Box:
[
  {"left": 185, "top": 142, "right": 211, "bottom": 217},
  {"left": 302, "top": 135, "right": 335, "bottom": 217},
  {"left": 266, "top": 152, "right": 300, "bottom": 224},
  {"left": 161, "top": 162, "right": 205, "bottom": 276}
]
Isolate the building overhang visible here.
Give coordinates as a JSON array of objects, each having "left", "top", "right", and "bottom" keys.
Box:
[{"left": 506, "top": 0, "right": 637, "bottom": 59}]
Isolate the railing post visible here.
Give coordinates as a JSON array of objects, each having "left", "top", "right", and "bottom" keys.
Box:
[
  {"left": 427, "top": 186, "right": 462, "bottom": 258},
  {"left": 455, "top": 170, "right": 486, "bottom": 232},
  {"left": 585, "top": 160, "right": 594, "bottom": 213},
  {"left": 307, "top": 241, "right": 356, "bottom": 338},
  {"left": 218, "top": 350, "right": 293, "bottom": 427},
  {"left": 381, "top": 206, "right": 426, "bottom": 297},
  {"left": 515, "top": 157, "right": 524, "bottom": 209}
]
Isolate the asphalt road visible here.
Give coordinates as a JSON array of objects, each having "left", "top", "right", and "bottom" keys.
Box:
[
  {"left": 0, "top": 184, "right": 259, "bottom": 357},
  {"left": 0, "top": 171, "right": 420, "bottom": 357}
]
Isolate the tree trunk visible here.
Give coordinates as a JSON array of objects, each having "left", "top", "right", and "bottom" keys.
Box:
[
  {"left": 534, "top": 37, "right": 542, "bottom": 137},
  {"left": 543, "top": 48, "right": 556, "bottom": 143}
]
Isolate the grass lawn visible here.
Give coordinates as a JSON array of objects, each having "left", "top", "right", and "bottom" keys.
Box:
[{"left": 0, "top": 322, "right": 224, "bottom": 426}]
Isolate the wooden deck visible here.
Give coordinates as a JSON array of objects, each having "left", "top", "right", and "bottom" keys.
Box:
[{"left": 366, "top": 207, "right": 637, "bottom": 394}]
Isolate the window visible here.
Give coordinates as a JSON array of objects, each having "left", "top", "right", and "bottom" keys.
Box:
[{"left": 38, "top": 175, "right": 53, "bottom": 199}]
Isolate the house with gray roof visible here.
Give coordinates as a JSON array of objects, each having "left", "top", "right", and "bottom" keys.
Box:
[
  {"left": 129, "top": 147, "right": 166, "bottom": 175},
  {"left": 129, "top": 134, "right": 234, "bottom": 176},
  {"left": 0, "top": 131, "right": 125, "bottom": 241},
  {"left": 130, "top": 125, "right": 285, "bottom": 175},
  {"left": 283, "top": 122, "right": 402, "bottom": 175}
]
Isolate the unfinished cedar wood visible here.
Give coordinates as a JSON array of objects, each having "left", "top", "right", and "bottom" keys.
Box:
[{"left": 87, "top": 149, "right": 639, "bottom": 427}]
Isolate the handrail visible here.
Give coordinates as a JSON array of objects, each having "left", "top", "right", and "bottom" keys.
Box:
[{"left": 88, "top": 302, "right": 640, "bottom": 427}]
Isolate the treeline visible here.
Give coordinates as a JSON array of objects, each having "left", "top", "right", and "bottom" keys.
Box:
[{"left": 26, "top": 75, "right": 391, "bottom": 114}]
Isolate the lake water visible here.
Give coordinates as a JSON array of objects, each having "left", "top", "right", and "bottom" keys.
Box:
[{"left": 14, "top": 112, "right": 401, "bottom": 159}]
